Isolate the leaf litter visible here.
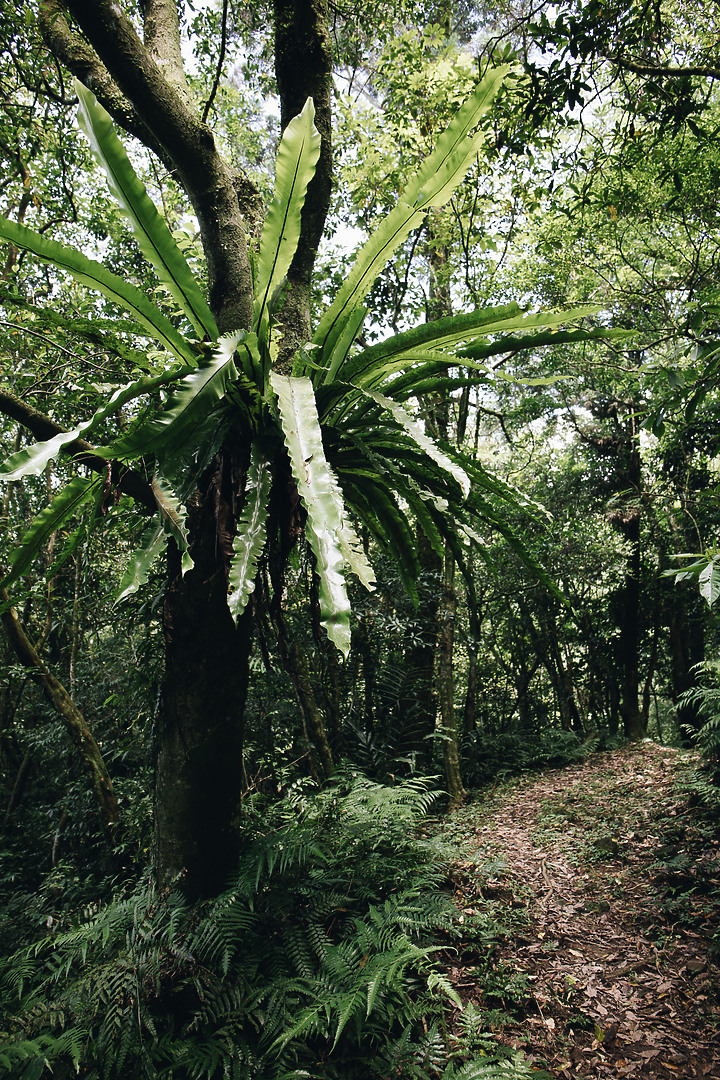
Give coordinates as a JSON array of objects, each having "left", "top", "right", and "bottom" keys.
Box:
[{"left": 441, "top": 742, "right": 720, "bottom": 1078}]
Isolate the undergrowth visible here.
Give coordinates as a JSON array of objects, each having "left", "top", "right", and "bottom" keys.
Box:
[
  {"left": 0, "top": 772, "right": 547, "bottom": 1080},
  {"left": 461, "top": 729, "right": 590, "bottom": 788},
  {"left": 679, "top": 660, "right": 720, "bottom": 809}
]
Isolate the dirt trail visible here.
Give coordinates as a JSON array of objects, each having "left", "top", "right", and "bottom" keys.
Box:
[{"left": 449, "top": 742, "right": 720, "bottom": 1078}]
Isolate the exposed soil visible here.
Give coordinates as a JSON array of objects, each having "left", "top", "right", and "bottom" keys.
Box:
[{"left": 446, "top": 742, "right": 720, "bottom": 1077}]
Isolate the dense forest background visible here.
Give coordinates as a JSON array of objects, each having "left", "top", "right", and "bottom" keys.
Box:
[{"left": 0, "top": 0, "right": 719, "bottom": 1076}]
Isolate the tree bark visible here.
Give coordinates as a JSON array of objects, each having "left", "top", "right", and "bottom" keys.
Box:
[
  {"left": 155, "top": 446, "right": 254, "bottom": 897},
  {"left": 273, "top": 0, "right": 333, "bottom": 370}
]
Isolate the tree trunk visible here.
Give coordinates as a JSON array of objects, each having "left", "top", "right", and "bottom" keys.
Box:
[
  {"left": 283, "top": 637, "right": 336, "bottom": 779},
  {"left": 615, "top": 504, "right": 646, "bottom": 739},
  {"left": 155, "top": 448, "right": 255, "bottom": 898},
  {"left": 400, "top": 527, "right": 441, "bottom": 770},
  {"left": 438, "top": 550, "right": 465, "bottom": 807},
  {"left": 41, "top": 0, "right": 335, "bottom": 899},
  {"left": 421, "top": 219, "right": 465, "bottom": 791},
  {"left": 526, "top": 602, "right": 582, "bottom": 732}
]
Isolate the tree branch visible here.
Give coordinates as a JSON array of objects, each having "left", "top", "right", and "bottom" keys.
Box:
[
  {"left": 38, "top": 0, "right": 173, "bottom": 169},
  {"left": 0, "top": 386, "right": 156, "bottom": 512},
  {"left": 142, "top": 0, "right": 189, "bottom": 95},
  {"left": 0, "top": 585, "right": 119, "bottom": 826},
  {"left": 201, "top": 0, "right": 229, "bottom": 124},
  {"left": 273, "top": 0, "right": 334, "bottom": 369},
  {"left": 45, "top": 0, "right": 255, "bottom": 332},
  {"left": 606, "top": 54, "right": 720, "bottom": 81}
]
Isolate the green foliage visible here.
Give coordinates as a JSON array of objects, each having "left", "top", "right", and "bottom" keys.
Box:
[
  {"left": 462, "top": 729, "right": 588, "bottom": 788},
  {"left": 442, "top": 1052, "right": 552, "bottom": 1078},
  {"left": 271, "top": 372, "right": 356, "bottom": 653},
  {"left": 75, "top": 82, "right": 218, "bottom": 342},
  {"left": 253, "top": 98, "right": 321, "bottom": 358},
  {"left": 678, "top": 661, "right": 720, "bottom": 793},
  {"left": 313, "top": 66, "right": 509, "bottom": 378},
  {"left": 1, "top": 69, "right": 608, "bottom": 664},
  {"left": 0, "top": 773, "right": 535, "bottom": 1080},
  {"left": 666, "top": 551, "right": 720, "bottom": 610},
  {"left": 0, "top": 215, "right": 198, "bottom": 366}
]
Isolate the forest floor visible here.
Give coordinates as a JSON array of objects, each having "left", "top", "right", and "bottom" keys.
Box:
[{"left": 442, "top": 741, "right": 720, "bottom": 1078}]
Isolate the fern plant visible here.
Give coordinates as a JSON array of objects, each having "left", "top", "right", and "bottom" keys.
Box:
[
  {"left": 0, "top": 772, "right": 555, "bottom": 1079},
  {"left": 677, "top": 660, "right": 720, "bottom": 807},
  {"left": 443, "top": 1058, "right": 552, "bottom": 1079},
  {"left": 0, "top": 776, "right": 453, "bottom": 1079},
  {"left": 681, "top": 662, "right": 720, "bottom": 758}
]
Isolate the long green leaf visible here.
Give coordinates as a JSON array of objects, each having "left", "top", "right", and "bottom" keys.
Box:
[
  {"left": 314, "top": 66, "right": 508, "bottom": 379},
  {"left": 459, "top": 325, "right": 630, "bottom": 363},
  {"left": 339, "top": 471, "right": 419, "bottom": 599},
  {"left": 0, "top": 426, "right": 87, "bottom": 482},
  {"left": 341, "top": 434, "right": 451, "bottom": 558},
  {"left": 93, "top": 332, "right": 245, "bottom": 463},
  {"left": 270, "top": 373, "right": 351, "bottom": 655},
  {"left": 464, "top": 456, "right": 550, "bottom": 520},
  {"left": 359, "top": 387, "right": 470, "bottom": 498},
  {"left": 253, "top": 99, "right": 321, "bottom": 345},
  {"left": 233, "top": 327, "right": 269, "bottom": 398},
  {"left": 151, "top": 473, "right": 191, "bottom": 559},
  {"left": 337, "top": 513, "right": 376, "bottom": 591},
  {"left": 340, "top": 305, "right": 603, "bottom": 388},
  {"left": 76, "top": 82, "right": 218, "bottom": 341},
  {"left": 403, "top": 65, "right": 508, "bottom": 206},
  {"left": 0, "top": 364, "right": 194, "bottom": 481},
  {"left": 116, "top": 473, "right": 196, "bottom": 604},
  {"left": 334, "top": 301, "right": 522, "bottom": 386},
  {"left": 317, "top": 305, "right": 367, "bottom": 384},
  {"left": 115, "top": 521, "right": 165, "bottom": 604},
  {"left": 1, "top": 476, "right": 102, "bottom": 587},
  {"left": 0, "top": 217, "right": 196, "bottom": 366},
  {"left": 228, "top": 442, "right": 272, "bottom": 623},
  {"left": 322, "top": 456, "right": 376, "bottom": 591}
]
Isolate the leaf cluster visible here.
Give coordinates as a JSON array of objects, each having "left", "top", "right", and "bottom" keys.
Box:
[{"left": 0, "top": 69, "right": 606, "bottom": 662}]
